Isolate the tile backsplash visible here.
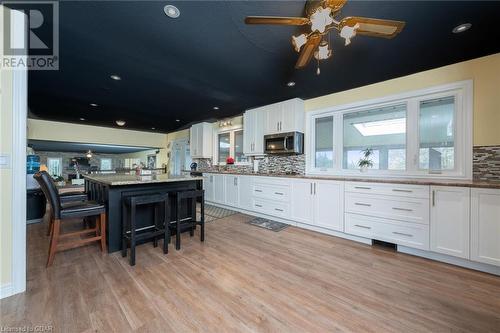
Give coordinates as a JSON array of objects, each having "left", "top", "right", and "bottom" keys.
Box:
[
  {"left": 473, "top": 145, "right": 500, "bottom": 181},
  {"left": 195, "top": 146, "right": 500, "bottom": 181}
]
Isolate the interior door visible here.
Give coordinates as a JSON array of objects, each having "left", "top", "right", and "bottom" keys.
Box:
[
  {"left": 314, "top": 180, "right": 344, "bottom": 231},
  {"left": 170, "top": 138, "right": 190, "bottom": 175},
  {"left": 430, "top": 186, "right": 470, "bottom": 259},
  {"left": 291, "top": 179, "right": 314, "bottom": 224}
]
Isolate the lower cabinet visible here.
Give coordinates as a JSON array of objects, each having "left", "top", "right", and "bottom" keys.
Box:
[
  {"left": 224, "top": 175, "right": 239, "bottom": 207},
  {"left": 203, "top": 174, "right": 214, "bottom": 202},
  {"left": 213, "top": 174, "right": 225, "bottom": 204},
  {"left": 430, "top": 186, "right": 470, "bottom": 259},
  {"left": 471, "top": 188, "right": 500, "bottom": 267},
  {"left": 238, "top": 176, "right": 253, "bottom": 211},
  {"left": 290, "top": 179, "right": 344, "bottom": 232}
]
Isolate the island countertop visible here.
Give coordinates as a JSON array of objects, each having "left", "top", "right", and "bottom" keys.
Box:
[{"left": 83, "top": 173, "right": 202, "bottom": 186}]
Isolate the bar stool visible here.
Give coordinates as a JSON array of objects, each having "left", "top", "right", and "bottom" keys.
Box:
[
  {"left": 173, "top": 189, "right": 205, "bottom": 250},
  {"left": 121, "top": 193, "right": 170, "bottom": 266}
]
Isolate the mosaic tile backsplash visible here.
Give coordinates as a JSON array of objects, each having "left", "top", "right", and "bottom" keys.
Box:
[
  {"left": 473, "top": 145, "right": 500, "bottom": 181},
  {"left": 195, "top": 146, "right": 500, "bottom": 181}
]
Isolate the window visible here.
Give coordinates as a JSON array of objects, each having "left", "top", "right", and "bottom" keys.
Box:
[
  {"left": 342, "top": 104, "right": 406, "bottom": 170},
  {"left": 100, "top": 158, "right": 112, "bottom": 171},
  {"left": 418, "top": 97, "right": 455, "bottom": 171},
  {"left": 47, "top": 157, "right": 62, "bottom": 177},
  {"left": 306, "top": 81, "right": 472, "bottom": 179},
  {"left": 215, "top": 128, "right": 248, "bottom": 164},
  {"left": 315, "top": 116, "right": 334, "bottom": 169}
]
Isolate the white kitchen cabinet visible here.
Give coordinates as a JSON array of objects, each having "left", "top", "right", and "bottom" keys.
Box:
[
  {"left": 291, "top": 179, "right": 344, "bottom": 231},
  {"left": 190, "top": 122, "right": 213, "bottom": 158},
  {"left": 314, "top": 180, "right": 344, "bottom": 231},
  {"left": 264, "top": 98, "right": 304, "bottom": 135},
  {"left": 471, "top": 188, "right": 500, "bottom": 267},
  {"left": 224, "top": 175, "right": 239, "bottom": 207},
  {"left": 238, "top": 176, "right": 254, "bottom": 211},
  {"left": 203, "top": 174, "right": 215, "bottom": 202},
  {"left": 290, "top": 179, "right": 314, "bottom": 224},
  {"left": 243, "top": 108, "right": 265, "bottom": 156},
  {"left": 213, "top": 174, "right": 225, "bottom": 204},
  {"left": 430, "top": 186, "right": 470, "bottom": 259}
]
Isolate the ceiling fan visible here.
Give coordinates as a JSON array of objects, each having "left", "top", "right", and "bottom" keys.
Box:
[{"left": 245, "top": 0, "right": 405, "bottom": 75}]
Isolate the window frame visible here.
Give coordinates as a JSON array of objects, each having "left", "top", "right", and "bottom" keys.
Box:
[
  {"left": 46, "top": 157, "right": 62, "bottom": 177},
  {"left": 100, "top": 158, "right": 113, "bottom": 171},
  {"left": 305, "top": 80, "right": 473, "bottom": 179},
  {"left": 213, "top": 126, "right": 250, "bottom": 165}
]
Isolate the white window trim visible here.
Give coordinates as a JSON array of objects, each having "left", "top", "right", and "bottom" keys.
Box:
[
  {"left": 213, "top": 126, "right": 250, "bottom": 166},
  {"left": 100, "top": 158, "right": 112, "bottom": 171},
  {"left": 47, "top": 157, "right": 63, "bottom": 176},
  {"left": 305, "top": 80, "right": 473, "bottom": 180}
]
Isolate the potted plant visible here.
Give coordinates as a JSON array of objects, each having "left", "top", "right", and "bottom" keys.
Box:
[
  {"left": 358, "top": 148, "right": 374, "bottom": 172},
  {"left": 226, "top": 156, "right": 235, "bottom": 165},
  {"left": 52, "top": 175, "right": 66, "bottom": 187}
]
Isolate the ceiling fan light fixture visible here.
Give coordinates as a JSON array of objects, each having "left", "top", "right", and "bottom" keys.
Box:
[
  {"left": 287, "top": 81, "right": 296, "bottom": 87},
  {"left": 164, "top": 5, "right": 180, "bottom": 18},
  {"left": 310, "top": 6, "right": 333, "bottom": 33},
  {"left": 291, "top": 33, "right": 308, "bottom": 52},
  {"left": 340, "top": 23, "right": 359, "bottom": 45},
  {"left": 86, "top": 150, "right": 93, "bottom": 158},
  {"left": 314, "top": 42, "right": 332, "bottom": 60}
]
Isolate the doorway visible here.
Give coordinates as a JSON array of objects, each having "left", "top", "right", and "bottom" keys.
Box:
[{"left": 170, "top": 138, "right": 191, "bottom": 175}]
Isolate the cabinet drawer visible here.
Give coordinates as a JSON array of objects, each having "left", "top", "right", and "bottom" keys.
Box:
[
  {"left": 253, "top": 199, "right": 290, "bottom": 218},
  {"left": 345, "top": 192, "right": 429, "bottom": 225},
  {"left": 345, "top": 213, "right": 429, "bottom": 250},
  {"left": 345, "top": 182, "right": 429, "bottom": 199},
  {"left": 253, "top": 184, "right": 290, "bottom": 202}
]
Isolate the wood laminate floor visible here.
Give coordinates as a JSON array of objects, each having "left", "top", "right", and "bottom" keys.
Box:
[{"left": 1, "top": 214, "right": 500, "bottom": 332}]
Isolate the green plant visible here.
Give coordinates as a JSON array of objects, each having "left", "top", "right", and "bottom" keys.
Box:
[{"left": 357, "top": 148, "right": 374, "bottom": 169}]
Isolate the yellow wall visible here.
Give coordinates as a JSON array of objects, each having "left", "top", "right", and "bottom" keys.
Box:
[
  {"left": 28, "top": 119, "right": 167, "bottom": 148},
  {"left": 305, "top": 52, "right": 500, "bottom": 146},
  {"left": 0, "top": 68, "right": 13, "bottom": 287}
]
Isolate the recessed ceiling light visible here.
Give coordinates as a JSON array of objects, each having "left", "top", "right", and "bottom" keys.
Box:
[
  {"left": 452, "top": 23, "right": 471, "bottom": 34},
  {"left": 79, "top": 117, "right": 85, "bottom": 121},
  {"left": 213, "top": 106, "right": 219, "bottom": 110},
  {"left": 287, "top": 81, "right": 296, "bottom": 87},
  {"left": 115, "top": 120, "right": 126, "bottom": 126},
  {"left": 151, "top": 127, "right": 156, "bottom": 130},
  {"left": 164, "top": 5, "right": 180, "bottom": 18},
  {"left": 90, "top": 103, "right": 98, "bottom": 107},
  {"left": 175, "top": 119, "right": 180, "bottom": 122},
  {"left": 110, "top": 74, "right": 121, "bottom": 81}
]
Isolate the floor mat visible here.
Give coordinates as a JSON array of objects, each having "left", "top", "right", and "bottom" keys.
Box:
[
  {"left": 197, "top": 204, "right": 238, "bottom": 222},
  {"left": 246, "top": 217, "right": 289, "bottom": 232}
]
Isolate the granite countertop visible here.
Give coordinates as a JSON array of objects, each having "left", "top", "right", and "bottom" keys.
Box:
[
  {"left": 193, "top": 170, "right": 500, "bottom": 189},
  {"left": 83, "top": 173, "right": 203, "bottom": 186}
]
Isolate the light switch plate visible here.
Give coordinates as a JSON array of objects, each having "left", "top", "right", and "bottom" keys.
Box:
[{"left": 0, "top": 154, "right": 12, "bottom": 169}]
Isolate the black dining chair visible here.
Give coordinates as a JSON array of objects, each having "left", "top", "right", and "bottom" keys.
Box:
[{"left": 34, "top": 171, "right": 107, "bottom": 267}]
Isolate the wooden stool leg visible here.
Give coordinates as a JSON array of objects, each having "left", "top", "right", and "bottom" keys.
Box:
[
  {"left": 189, "top": 198, "right": 195, "bottom": 237},
  {"left": 176, "top": 195, "right": 181, "bottom": 250},
  {"left": 163, "top": 199, "right": 169, "bottom": 254},
  {"left": 99, "top": 213, "right": 107, "bottom": 253},
  {"left": 153, "top": 204, "right": 159, "bottom": 248},
  {"left": 47, "top": 219, "right": 61, "bottom": 267},
  {"left": 200, "top": 193, "right": 205, "bottom": 242},
  {"left": 130, "top": 204, "right": 136, "bottom": 266},
  {"left": 121, "top": 202, "right": 127, "bottom": 258}
]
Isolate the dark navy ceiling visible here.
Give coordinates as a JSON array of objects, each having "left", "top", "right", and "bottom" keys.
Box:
[
  {"left": 28, "top": 140, "right": 158, "bottom": 154},
  {"left": 27, "top": 1, "right": 500, "bottom": 133}
]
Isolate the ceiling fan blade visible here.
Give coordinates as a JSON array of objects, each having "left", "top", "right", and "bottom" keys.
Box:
[
  {"left": 245, "top": 16, "right": 310, "bottom": 26},
  {"left": 340, "top": 17, "right": 405, "bottom": 38},
  {"left": 295, "top": 33, "right": 322, "bottom": 69},
  {"left": 323, "top": 0, "right": 348, "bottom": 12}
]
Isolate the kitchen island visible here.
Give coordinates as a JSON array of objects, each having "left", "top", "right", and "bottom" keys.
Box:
[{"left": 84, "top": 173, "right": 203, "bottom": 252}]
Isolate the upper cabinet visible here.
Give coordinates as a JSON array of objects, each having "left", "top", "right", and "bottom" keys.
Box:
[
  {"left": 190, "top": 122, "right": 213, "bottom": 158},
  {"left": 264, "top": 98, "right": 305, "bottom": 135},
  {"left": 243, "top": 107, "right": 265, "bottom": 156}
]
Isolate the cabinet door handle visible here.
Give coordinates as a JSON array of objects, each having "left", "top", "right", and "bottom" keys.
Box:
[
  {"left": 277, "top": 122, "right": 279, "bottom": 131},
  {"left": 392, "top": 189, "right": 413, "bottom": 193},
  {"left": 354, "top": 224, "right": 371, "bottom": 229},
  {"left": 274, "top": 192, "right": 284, "bottom": 195},
  {"left": 392, "top": 207, "right": 413, "bottom": 212},
  {"left": 274, "top": 208, "right": 284, "bottom": 212},
  {"left": 310, "top": 183, "right": 313, "bottom": 195},
  {"left": 354, "top": 186, "right": 371, "bottom": 190},
  {"left": 314, "top": 183, "right": 316, "bottom": 195},
  {"left": 255, "top": 189, "right": 263, "bottom": 193},
  {"left": 393, "top": 231, "right": 413, "bottom": 237},
  {"left": 255, "top": 204, "right": 263, "bottom": 208},
  {"left": 355, "top": 202, "right": 371, "bottom": 207},
  {"left": 432, "top": 190, "right": 436, "bottom": 206}
]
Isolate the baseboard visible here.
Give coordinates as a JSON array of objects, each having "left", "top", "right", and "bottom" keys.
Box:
[
  {"left": 0, "top": 283, "right": 14, "bottom": 299},
  {"left": 398, "top": 246, "right": 500, "bottom": 276}
]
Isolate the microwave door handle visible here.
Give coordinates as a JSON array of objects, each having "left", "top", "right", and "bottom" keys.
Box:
[{"left": 283, "top": 136, "right": 288, "bottom": 151}]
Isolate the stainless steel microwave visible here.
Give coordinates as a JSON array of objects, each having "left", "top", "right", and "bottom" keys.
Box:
[{"left": 264, "top": 131, "right": 304, "bottom": 155}]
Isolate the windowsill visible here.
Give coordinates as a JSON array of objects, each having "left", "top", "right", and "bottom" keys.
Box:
[
  {"left": 306, "top": 169, "right": 471, "bottom": 180},
  {"left": 216, "top": 162, "right": 251, "bottom": 166}
]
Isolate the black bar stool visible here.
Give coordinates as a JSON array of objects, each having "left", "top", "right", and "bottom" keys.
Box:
[
  {"left": 173, "top": 189, "right": 205, "bottom": 250},
  {"left": 121, "top": 193, "right": 170, "bottom": 266}
]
